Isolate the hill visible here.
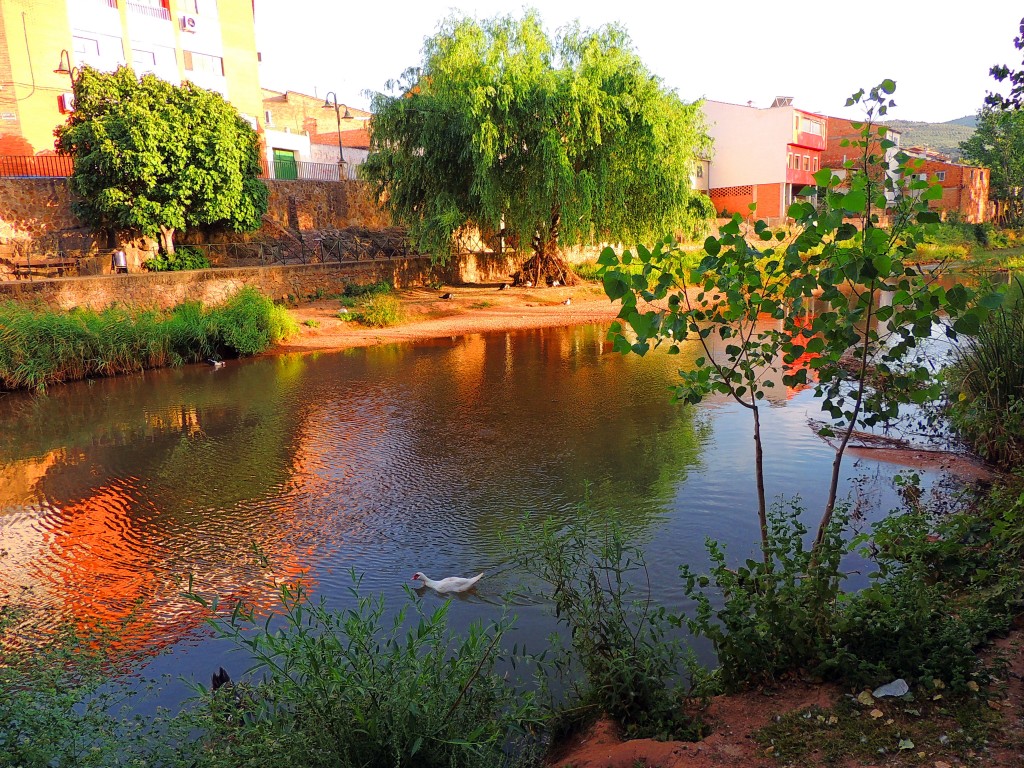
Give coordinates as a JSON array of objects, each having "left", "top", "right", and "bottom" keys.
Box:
[{"left": 882, "top": 117, "right": 976, "bottom": 159}]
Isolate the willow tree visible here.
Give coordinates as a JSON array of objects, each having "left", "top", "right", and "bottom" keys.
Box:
[{"left": 362, "top": 12, "right": 713, "bottom": 285}]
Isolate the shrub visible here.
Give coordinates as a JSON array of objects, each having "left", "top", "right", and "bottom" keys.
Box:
[
  {"left": 681, "top": 501, "right": 849, "bottom": 693},
  {"left": 949, "top": 279, "right": 1024, "bottom": 468},
  {"left": 356, "top": 294, "right": 403, "bottom": 327},
  {"left": 209, "top": 287, "right": 298, "bottom": 356},
  {"left": 184, "top": 578, "right": 540, "bottom": 768},
  {"left": 512, "top": 516, "right": 711, "bottom": 741},
  {"left": 144, "top": 245, "right": 212, "bottom": 271}
]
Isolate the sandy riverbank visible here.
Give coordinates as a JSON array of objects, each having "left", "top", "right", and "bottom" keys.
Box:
[{"left": 271, "top": 281, "right": 621, "bottom": 354}]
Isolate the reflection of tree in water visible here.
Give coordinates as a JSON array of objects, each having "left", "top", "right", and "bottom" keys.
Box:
[{"left": 346, "top": 324, "right": 712, "bottom": 543}]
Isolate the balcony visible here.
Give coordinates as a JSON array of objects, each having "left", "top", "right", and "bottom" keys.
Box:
[
  {"left": 792, "top": 129, "right": 826, "bottom": 151},
  {"left": 127, "top": 2, "right": 170, "bottom": 20},
  {"left": 786, "top": 166, "right": 817, "bottom": 188}
]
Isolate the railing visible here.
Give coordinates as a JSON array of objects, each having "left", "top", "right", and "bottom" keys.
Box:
[
  {"left": 260, "top": 158, "right": 349, "bottom": 182},
  {"left": 0, "top": 155, "right": 73, "bottom": 177},
  {"left": 0, "top": 244, "right": 92, "bottom": 281},
  {"left": 127, "top": 2, "right": 171, "bottom": 20},
  {"left": 185, "top": 230, "right": 411, "bottom": 267},
  {"left": 0, "top": 155, "right": 355, "bottom": 182}
]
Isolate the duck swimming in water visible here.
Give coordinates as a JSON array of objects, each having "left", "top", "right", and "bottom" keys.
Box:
[{"left": 411, "top": 571, "right": 483, "bottom": 593}]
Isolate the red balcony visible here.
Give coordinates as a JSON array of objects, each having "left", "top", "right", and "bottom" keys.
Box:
[
  {"left": 786, "top": 166, "right": 816, "bottom": 187},
  {"left": 793, "top": 130, "right": 826, "bottom": 150}
]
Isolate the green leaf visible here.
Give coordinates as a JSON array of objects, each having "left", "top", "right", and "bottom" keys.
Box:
[
  {"left": 704, "top": 236, "right": 721, "bottom": 257},
  {"left": 881, "top": 78, "right": 896, "bottom": 94}
]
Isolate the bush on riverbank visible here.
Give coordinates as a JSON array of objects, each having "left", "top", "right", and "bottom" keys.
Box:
[
  {"left": 949, "top": 279, "right": 1024, "bottom": 468},
  {"left": 512, "top": 516, "right": 712, "bottom": 742},
  {"left": 0, "top": 287, "right": 297, "bottom": 391},
  {"left": 182, "top": 578, "right": 542, "bottom": 768}
]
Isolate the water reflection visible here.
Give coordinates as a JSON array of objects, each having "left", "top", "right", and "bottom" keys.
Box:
[{"left": 0, "top": 325, "right": 711, "bottom": 658}]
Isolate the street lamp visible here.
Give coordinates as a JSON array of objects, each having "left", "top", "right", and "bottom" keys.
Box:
[
  {"left": 54, "top": 49, "right": 81, "bottom": 84},
  {"left": 323, "top": 92, "right": 352, "bottom": 179}
]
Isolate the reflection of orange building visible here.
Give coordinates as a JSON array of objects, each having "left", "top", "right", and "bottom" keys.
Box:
[{"left": 1, "top": 474, "right": 310, "bottom": 658}]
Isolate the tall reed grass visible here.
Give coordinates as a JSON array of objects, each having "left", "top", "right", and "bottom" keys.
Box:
[
  {"left": 949, "top": 278, "right": 1024, "bottom": 468},
  {"left": 0, "top": 288, "right": 297, "bottom": 392}
]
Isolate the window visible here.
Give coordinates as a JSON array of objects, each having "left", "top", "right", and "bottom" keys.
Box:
[
  {"left": 812, "top": 157, "right": 818, "bottom": 172},
  {"left": 803, "top": 155, "right": 810, "bottom": 171},
  {"left": 264, "top": 109, "right": 273, "bottom": 127},
  {"left": 183, "top": 50, "right": 224, "bottom": 76},
  {"left": 794, "top": 115, "right": 800, "bottom": 131},
  {"left": 132, "top": 48, "right": 156, "bottom": 69},
  {"left": 73, "top": 35, "right": 100, "bottom": 58},
  {"left": 936, "top": 171, "right": 946, "bottom": 181},
  {"left": 695, "top": 164, "right": 703, "bottom": 178},
  {"left": 787, "top": 152, "right": 792, "bottom": 169},
  {"left": 803, "top": 120, "right": 823, "bottom": 136}
]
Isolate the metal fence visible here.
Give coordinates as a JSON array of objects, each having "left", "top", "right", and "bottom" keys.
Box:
[
  {"left": 0, "top": 155, "right": 73, "bottom": 178},
  {"left": 0, "top": 155, "right": 353, "bottom": 182},
  {"left": 189, "top": 229, "right": 409, "bottom": 267}
]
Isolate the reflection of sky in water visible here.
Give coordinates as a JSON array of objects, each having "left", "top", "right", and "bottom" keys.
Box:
[{"left": 0, "top": 322, "right": 957, "bottom": 707}]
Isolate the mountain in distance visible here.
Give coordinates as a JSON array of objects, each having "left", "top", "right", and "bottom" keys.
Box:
[{"left": 880, "top": 115, "right": 976, "bottom": 160}]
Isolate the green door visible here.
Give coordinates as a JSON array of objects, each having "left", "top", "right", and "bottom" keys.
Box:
[{"left": 273, "top": 148, "right": 298, "bottom": 180}]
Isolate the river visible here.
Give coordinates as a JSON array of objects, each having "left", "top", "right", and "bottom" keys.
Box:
[{"left": 0, "top": 321, "right": 952, "bottom": 706}]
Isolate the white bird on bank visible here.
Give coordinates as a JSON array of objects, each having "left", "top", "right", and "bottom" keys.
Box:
[{"left": 411, "top": 571, "right": 483, "bottom": 593}]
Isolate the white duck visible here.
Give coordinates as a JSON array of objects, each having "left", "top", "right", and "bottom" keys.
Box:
[{"left": 411, "top": 571, "right": 483, "bottom": 593}]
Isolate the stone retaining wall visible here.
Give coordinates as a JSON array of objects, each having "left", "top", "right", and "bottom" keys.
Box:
[{"left": 0, "top": 258, "right": 437, "bottom": 311}]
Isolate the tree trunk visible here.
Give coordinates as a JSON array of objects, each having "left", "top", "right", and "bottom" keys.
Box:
[
  {"left": 752, "top": 399, "right": 770, "bottom": 566},
  {"left": 159, "top": 226, "right": 176, "bottom": 256},
  {"left": 511, "top": 211, "right": 579, "bottom": 287}
]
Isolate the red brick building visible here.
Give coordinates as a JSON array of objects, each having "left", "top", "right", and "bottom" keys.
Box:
[
  {"left": 702, "top": 97, "right": 826, "bottom": 221},
  {"left": 904, "top": 147, "right": 990, "bottom": 224}
]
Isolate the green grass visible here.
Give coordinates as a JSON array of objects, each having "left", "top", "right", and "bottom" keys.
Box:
[
  {"left": 355, "top": 294, "right": 404, "bottom": 327},
  {"left": 0, "top": 288, "right": 297, "bottom": 392}
]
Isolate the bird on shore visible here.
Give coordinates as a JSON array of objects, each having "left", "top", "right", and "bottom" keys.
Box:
[
  {"left": 562, "top": 297, "right": 572, "bottom": 306},
  {"left": 207, "top": 358, "right": 225, "bottom": 369},
  {"left": 551, "top": 279, "right": 561, "bottom": 287},
  {"left": 412, "top": 571, "right": 483, "bottom": 593},
  {"left": 440, "top": 292, "right": 455, "bottom": 300},
  {"left": 498, "top": 282, "right": 510, "bottom": 291},
  {"left": 524, "top": 280, "right": 533, "bottom": 287}
]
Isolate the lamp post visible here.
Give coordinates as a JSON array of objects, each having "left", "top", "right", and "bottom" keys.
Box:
[
  {"left": 54, "top": 49, "right": 81, "bottom": 85},
  {"left": 323, "top": 91, "right": 352, "bottom": 180},
  {"left": 54, "top": 49, "right": 81, "bottom": 115}
]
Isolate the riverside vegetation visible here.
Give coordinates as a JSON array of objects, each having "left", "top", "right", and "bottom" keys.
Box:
[
  {"left": 3, "top": 82, "right": 1024, "bottom": 766},
  {"left": 0, "top": 287, "right": 297, "bottom": 391}
]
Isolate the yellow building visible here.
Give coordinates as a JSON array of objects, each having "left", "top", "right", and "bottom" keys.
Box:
[{"left": 0, "top": 0, "right": 263, "bottom": 155}]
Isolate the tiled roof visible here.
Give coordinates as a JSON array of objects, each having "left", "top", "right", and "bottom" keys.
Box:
[{"left": 311, "top": 128, "right": 371, "bottom": 149}]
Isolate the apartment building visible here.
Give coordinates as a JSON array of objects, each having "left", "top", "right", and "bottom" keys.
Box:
[
  {"left": 702, "top": 97, "right": 826, "bottom": 220},
  {"left": 0, "top": 0, "right": 262, "bottom": 154}
]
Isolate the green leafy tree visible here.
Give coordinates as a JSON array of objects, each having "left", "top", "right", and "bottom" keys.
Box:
[
  {"left": 987, "top": 16, "right": 1024, "bottom": 110},
  {"left": 362, "top": 12, "right": 713, "bottom": 285},
  {"left": 601, "top": 81, "right": 994, "bottom": 562},
  {"left": 960, "top": 106, "right": 1024, "bottom": 226},
  {"left": 55, "top": 66, "right": 267, "bottom": 255}
]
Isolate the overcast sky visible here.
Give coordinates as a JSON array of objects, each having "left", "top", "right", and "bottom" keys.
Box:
[{"left": 255, "top": 1, "right": 1023, "bottom": 123}]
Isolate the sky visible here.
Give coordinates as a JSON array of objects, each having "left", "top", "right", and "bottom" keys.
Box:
[{"left": 255, "top": 1, "right": 1023, "bottom": 124}]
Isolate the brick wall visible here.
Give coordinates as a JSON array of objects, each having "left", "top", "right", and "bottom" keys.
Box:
[
  {"left": 709, "top": 184, "right": 754, "bottom": 217},
  {"left": 0, "top": 177, "right": 397, "bottom": 279},
  {"left": 909, "top": 158, "right": 990, "bottom": 223},
  {"left": 0, "top": 259, "right": 436, "bottom": 311}
]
